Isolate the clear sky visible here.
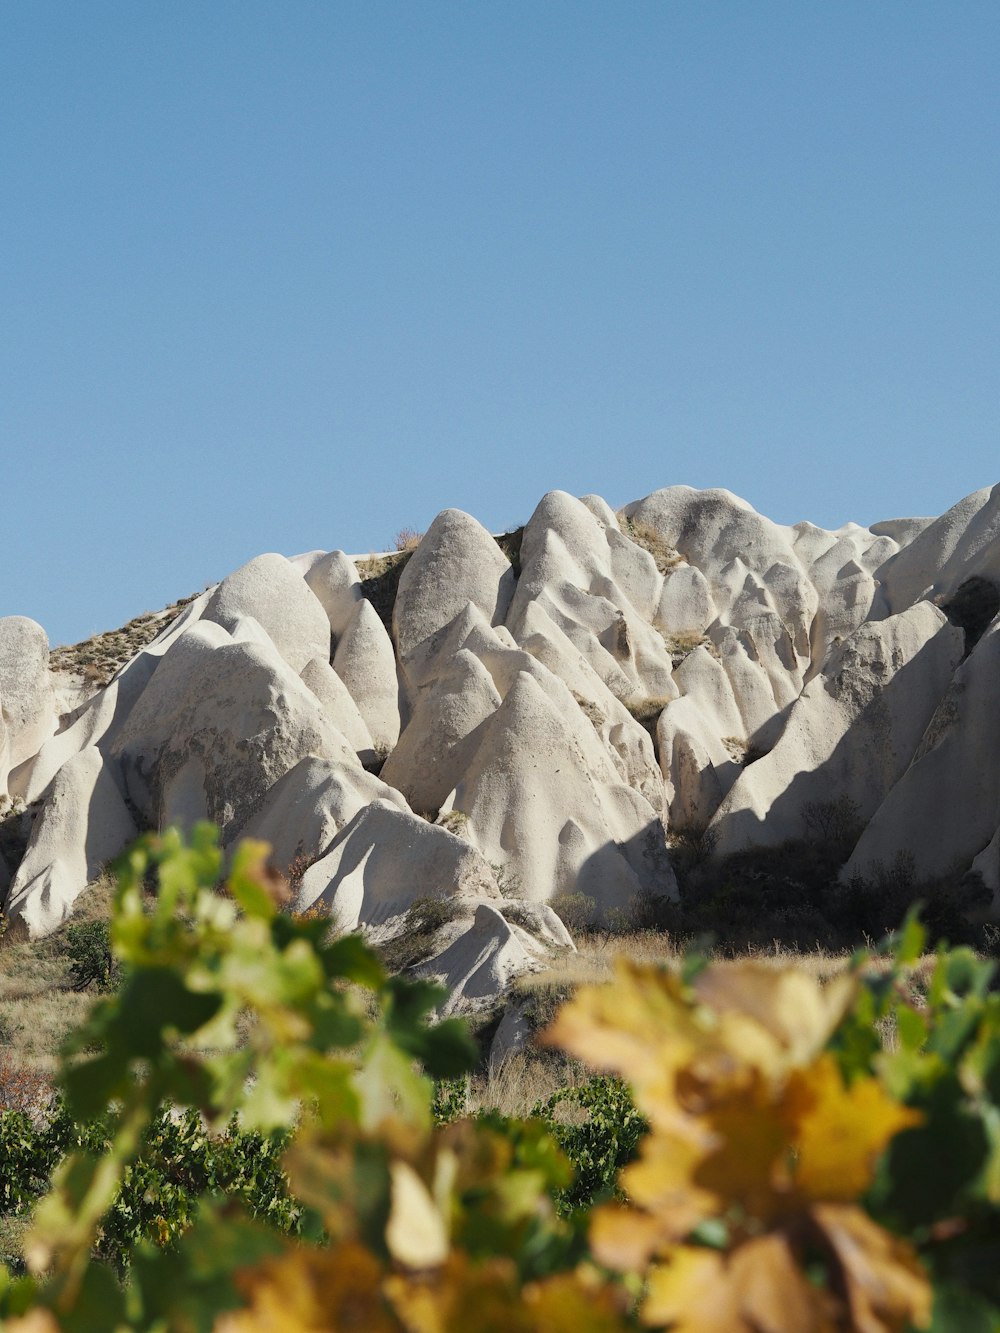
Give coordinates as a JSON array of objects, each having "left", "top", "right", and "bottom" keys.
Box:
[{"left": 3, "top": 3, "right": 998, "bottom": 646}]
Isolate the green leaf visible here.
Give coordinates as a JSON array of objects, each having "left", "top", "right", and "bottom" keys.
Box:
[
  {"left": 58, "top": 1256, "right": 127, "bottom": 1333},
  {"left": 63, "top": 1052, "right": 129, "bottom": 1121},
  {"left": 322, "top": 933, "right": 386, "bottom": 988},
  {"left": 118, "top": 970, "right": 223, "bottom": 1053},
  {"left": 412, "top": 1017, "right": 480, "bottom": 1080},
  {"left": 227, "top": 839, "right": 278, "bottom": 919},
  {"left": 929, "top": 1282, "right": 1000, "bottom": 1333},
  {"left": 896, "top": 1004, "right": 929, "bottom": 1051},
  {"left": 868, "top": 1079, "right": 990, "bottom": 1227},
  {"left": 895, "top": 905, "right": 927, "bottom": 965}
]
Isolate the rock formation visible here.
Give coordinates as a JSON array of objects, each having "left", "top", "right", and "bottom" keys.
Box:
[{"left": 3, "top": 482, "right": 1000, "bottom": 1006}]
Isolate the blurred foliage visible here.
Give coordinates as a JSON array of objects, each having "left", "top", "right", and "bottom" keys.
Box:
[{"left": 0, "top": 829, "right": 998, "bottom": 1331}]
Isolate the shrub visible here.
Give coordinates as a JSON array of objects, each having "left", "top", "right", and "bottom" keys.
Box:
[
  {"left": 532, "top": 1076, "right": 647, "bottom": 1214},
  {"left": 0, "top": 1057, "right": 50, "bottom": 1119},
  {"left": 357, "top": 550, "right": 411, "bottom": 630},
  {"left": 550, "top": 892, "right": 597, "bottom": 934},
  {"left": 393, "top": 527, "right": 424, "bottom": 552},
  {"left": 375, "top": 896, "right": 460, "bottom": 973},
  {"left": 623, "top": 694, "right": 673, "bottom": 724},
  {"left": 63, "top": 920, "right": 120, "bottom": 992}
]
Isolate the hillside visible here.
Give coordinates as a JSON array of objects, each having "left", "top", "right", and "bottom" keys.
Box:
[{"left": 2, "top": 484, "right": 999, "bottom": 1005}]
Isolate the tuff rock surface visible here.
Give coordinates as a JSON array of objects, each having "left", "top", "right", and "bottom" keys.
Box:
[{"left": 4, "top": 483, "right": 1000, "bottom": 1008}]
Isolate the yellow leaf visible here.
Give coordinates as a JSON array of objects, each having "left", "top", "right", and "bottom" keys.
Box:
[
  {"left": 542, "top": 961, "right": 704, "bottom": 1127},
  {"left": 522, "top": 1268, "right": 630, "bottom": 1332},
  {"left": 728, "top": 1233, "right": 839, "bottom": 1333},
  {"left": 811, "top": 1203, "right": 932, "bottom": 1333},
  {"left": 642, "top": 1246, "right": 739, "bottom": 1330},
  {"left": 544, "top": 960, "right": 856, "bottom": 1138},
  {"left": 694, "top": 961, "right": 855, "bottom": 1071},
  {"left": 788, "top": 1056, "right": 922, "bottom": 1203},
  {"left": 613, "top": 1132, "right": 717, "bottom": 1244},
  {"left": 386, "top": 1256, "right": 629, "bottom": 1333},
  {"left": 386, "top": 1161, "right": 450, "bottom": 1270},
  {"left": 217, "top": 1242, "right": 396, "bottom": 1333},
  {"left": 3, "top": 1315, "right": 62, "bottom": 1333},
  {"left": 644, "top": 1237, "right": 837, "bottom": 1332},
  {"left": 385, "top": 1254, "right": 524, "bottom": 1333},
  {"left": 588, "top": 1202, "right": 676, "bottom": 1271},
  {"left": 691, "top": 1076, "right": 798, "bottom": 1222}
]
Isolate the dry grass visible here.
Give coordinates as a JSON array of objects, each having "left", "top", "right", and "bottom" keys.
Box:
[
  {"left": 0, "top": 875, "right": 114, "bottom": 1077},
  {"left": 657, "top": 627, "right": 718, "bottom": 665},
  {"left": 618, "top": 516, "right": 686, "bottom": 574},
  {"left": 458, "top": 937, "right": 944, "bottom": 1122},
  {"left": 624, "top": 695, "right": 674, "bottom": 724},
  {"left": 49, "top": 593, "right": 199, "bottom": 688},
  {"left": 467, "top": 1049, "right": 588, "bottom": 1119},
  {"left": 437, "top": 810, "right": 469, "bottom": 837}
]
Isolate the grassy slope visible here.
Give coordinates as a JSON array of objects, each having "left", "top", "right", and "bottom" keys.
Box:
[{"left": 0, "top": 877, "right": 113, "bottom": 1082}]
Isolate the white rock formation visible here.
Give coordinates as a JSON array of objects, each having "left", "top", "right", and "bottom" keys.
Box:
[
  {"left": 299, "top": 657, "right": 375, "bottom": 763},
  {"left": 333, "top": 600, "right": 401, "bottom": 753},
  {"left": 0, "top": 617, "right": 55, "bottom": 794},
  {"left": 877, "top": 485, "right": 1000, "bottom": 614},
  {"left": 203, "top": 553, "right": 330, "bottom": 673},
  {"left": 294, "top": 800, "right": 501, "bottom": 927},
  {"left": 4, "top": 747, "right": 137, "bottom": 939},
  {"left": 238, "top": 755, "right": 407, "bottom": 876},
  {"left": 447, "top": 670, "right": 675, "bottom": 921},
  {"left": 305, "top": 551, "right": 364, "bottom": 639},
  {"left": 109, "top": 626, "right": 358, "bottom": 839},
  {"left": 508, "top": 491, "right": 676, "bottom": 703},
  {"left": 380, "top": 649, "right": 501, "bottom": 814},
  {"left": 710, "top": 604, "right": 964, "bottom": 854},
  {"left": 4, "top": 478, "right": 1000, "bottom": 1003},
  {"left": 393, "top": 509, "right": 516, "bottom": 697},
  {"left": 417, "top": 903, "right": 551, "bottom": 1013},
  {"left": 843, "top": 612, "right": 1000, "bottom": 885}
]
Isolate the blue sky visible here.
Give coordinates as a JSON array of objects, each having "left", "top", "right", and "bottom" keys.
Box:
[{"left": 3, "top": 3, "right": 998, "bottom": 646}]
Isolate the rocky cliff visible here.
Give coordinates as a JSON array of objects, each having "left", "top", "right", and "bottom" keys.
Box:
[{"left": 3, "top": 483, "right": 999, "bottom": 1002}]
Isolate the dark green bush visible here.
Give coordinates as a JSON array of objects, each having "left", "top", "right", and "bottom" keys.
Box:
[
  {"left": 532, "top": 1076, "right": 647, "bottom": 1214},
  {"left": 64, "top": 920, "right": 120, "bottom": 992},
  {"left": 0, "top": 1101, "right": 297, "bottom": 1273}
]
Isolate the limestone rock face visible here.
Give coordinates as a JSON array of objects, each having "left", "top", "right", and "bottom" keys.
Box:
[
  {"left": 8, "top": 477, "right": 1000, "bottom": 999},
  {"left": 295, "top": 799, "right": 502, "bottom": 927},
  {"left": 710, "top": 604, "right": 964, "bottom": 854},
  {"left": 448, "top": 670, "right": 676, "bottom": 921},
  {"left": 300, "top": 657, "right": 374, "bottom": 763},
  {"left": 622, "top": 488, "right": 817, "bottom": 677},
  {"left": 417, "top": 903, "right": 551, "bottom": 1012},
  {"left": 204, "top": 554, "right": 330, "bottom": 673},
  {"left": 333, "top": 600, "right": 401, "bottom": 753},
  {"left": 110, "top": 628, "right": 357, "bottom": 840},
  {"left": 0, "top": 617, "right": 55, "bottom": 792},
  {"left": 3, "top": 747, "right": 136, "bottom": 939},
  {"left": 508, "top": 491, "right": 676, "bottom": 704},
  {"left": 305, "top": 551, "right": 364, "bottom": 639},
  {"left": 380, "top": 649, "right": 501, "bottom": 814},
  {"left": 238, "top": 755, "right": 407, "bottom": 877},
  {"left": 393, "top": 509, "right": 516, "bottom": 696},
  {"left": 843, "top": 613, "right": 1000, "bottom": 885},
  {"left": 877, "top": 485, "right": 1000, "bottom": 614}
]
